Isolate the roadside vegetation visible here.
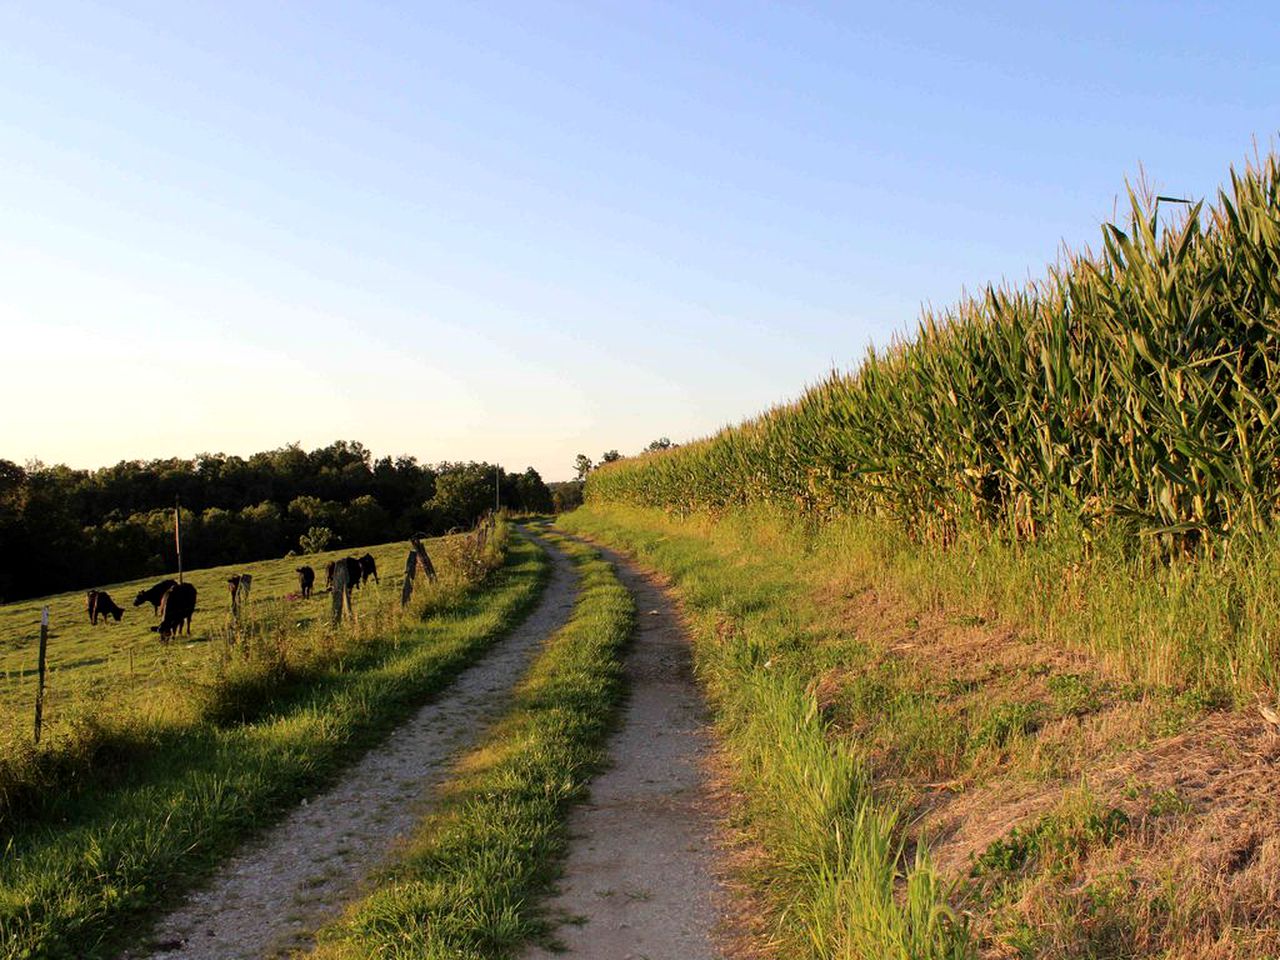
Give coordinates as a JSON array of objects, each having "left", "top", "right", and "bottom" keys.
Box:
[
  {"left": 562, "top": 507, "right": 971, "bottom": 960},
  {"left": 311, "top": 527, "right": 633, "bottom": 960},
  {"left": 0, "top": 521, "right": 551, "bottom": 960},
  {"left": 576, "top": 152, "right": 1280, "bottom": 958},
  {"left": 565, "top": 505, "right": 1280, "bottom": 957}
]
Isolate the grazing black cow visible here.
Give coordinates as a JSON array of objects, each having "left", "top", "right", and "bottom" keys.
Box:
[
  {"left": 153, "top": 583, "right": 197, "bottom": 640},
  {"left": 296, "top": 565, "right": 315, "bottom": 599},
  {"left": 358, "top": 553, "right": 379, "bottom": 586},
  {"left": 134, "top": 579, "right": 178, "bottom": 616},
  {"left": 342, "top": 557, "right": 362, "bottom": 588},
  {"left": 86, "top": 590, "right": 124, "bottom": 624}
]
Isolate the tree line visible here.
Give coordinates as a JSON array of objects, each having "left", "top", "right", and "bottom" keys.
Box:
[
  {"left": 547, "top": 438, "right": 678, "bottom": 515},
  {"left": 0, "top": 441, "right": 553, "bottom": 602}
]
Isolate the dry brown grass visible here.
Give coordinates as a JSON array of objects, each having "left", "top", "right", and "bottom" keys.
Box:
[{"left": 806, "top": 564, "right": 1280, "bottom": 959}]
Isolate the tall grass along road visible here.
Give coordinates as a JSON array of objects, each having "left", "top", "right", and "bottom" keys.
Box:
[
  {"left": 131, "top": 531, "right": 580, "bottom": 960},
  {"left": 567, "top": 499, "right": 1280, "bottom": 956},
  {"left": 522, "top": 536, "right": 727, "bottom": 960},
  {"left": 0, "top": 523, "right": 549, "bottom": 960},
  {"left": 560, "top": 508, "right": 975, "bottom": 960}
]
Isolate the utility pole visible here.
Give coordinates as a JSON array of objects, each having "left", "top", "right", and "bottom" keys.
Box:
[
  {"left": 33, "top": 606, "right": 48, "bottom": 743},
  {"left": 495, "top": 464, "right": 500, "bottom": 512},
  {"left": 175, "top": 495, "right": 184, "bottom": 584}
]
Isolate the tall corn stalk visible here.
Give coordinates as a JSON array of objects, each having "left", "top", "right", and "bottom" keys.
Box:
[{"left": 588, "top": 154, "right": 1280, "bottom": 551}]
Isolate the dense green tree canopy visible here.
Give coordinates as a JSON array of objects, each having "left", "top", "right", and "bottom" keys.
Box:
[{"left": 0, "top": 443, "right": 553, "bottom": 602}]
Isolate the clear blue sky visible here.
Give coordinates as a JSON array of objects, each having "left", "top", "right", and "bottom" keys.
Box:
[{"left": 2, "top": 2, "right": 1277, "bottom": 480}]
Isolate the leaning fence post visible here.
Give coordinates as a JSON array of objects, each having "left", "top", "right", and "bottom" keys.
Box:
[
  {"left": 401, "top": 550, "right": 418, "bottom": 606},
  {"left": 410, "top": 535, "right": 437, "bottom": 583},
  {"left": 33, "top": 606, "right": 49, "bottom": 744},
  {"left": 331, "top": 562, "right": 351, "bottom": 624}
]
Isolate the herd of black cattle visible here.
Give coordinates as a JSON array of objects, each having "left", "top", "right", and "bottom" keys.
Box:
[{"left": 82, "top": 552, "right": 381, "bottom": 640}]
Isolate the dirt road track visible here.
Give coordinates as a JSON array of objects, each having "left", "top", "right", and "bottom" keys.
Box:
[
  {"left": 523, "top": 539, "right": 727, "bottom": 960},
  {"left": 130, "top": 534, "right": 576, "bottom": 960}
]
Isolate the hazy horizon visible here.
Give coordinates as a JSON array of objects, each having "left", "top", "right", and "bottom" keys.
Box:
[{"left": 4, "top": 2, "right": 1278, "bottom": 482}]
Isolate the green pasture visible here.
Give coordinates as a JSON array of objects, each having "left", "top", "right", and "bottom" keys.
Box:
[
  {"left": 0, "top": 525, "right": 544, "bottom": 960},
  {"left": 0, "top": 539, "right": 420, "bottom": 732}
]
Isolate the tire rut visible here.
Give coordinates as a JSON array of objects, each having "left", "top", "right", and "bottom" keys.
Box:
[
  {"left": 129, "top": 534, "right": 577, "bottom": 960},
  {"left": 523, "top": 536, "right": 727, "bottom": 960}
]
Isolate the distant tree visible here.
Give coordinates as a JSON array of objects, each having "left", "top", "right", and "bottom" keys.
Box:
[
  {"left": 200, "top": 506, "right": 245, "bottom": 563},
  {"left": 239, "top": 501, "right": 283, "bottom": 558},
  {"left": 0, "top": 459, "right": 28, "bottom": 522},
  {"left": 513, "top": 467, "right": 554, "bottom": 513},
  {"left": 299, "top": 525, "right": 335, "bottom": 554},
  {"left": 550, "top": 481, "right": 584, "bottom": 513},
  {"left": 0, "top": 464, "right": 23, "bottom": 599},
  {"left": 338, "top": 494, "right": 392, "bottom": 547},
  {"left": 600, "top": 450, "right": 622, "bottom": 465},
  {"left": 574, "top": 454, "right": 594, "bottom": 480},
  {"left": 645, "top": 437, "right": 675, "bottom": 452},
  {"left": 431, "top": 462, "right": 500, "bottom": 530},
  {"left": 287, "top": 495, "right": 341, "bottom": 544}
]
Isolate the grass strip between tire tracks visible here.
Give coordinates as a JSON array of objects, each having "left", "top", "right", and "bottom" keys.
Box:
[
  {"left": 0, "top": 527, "right": 548, "bottom": 960},
  {"left": 311, "top": 526, "right": 634, "bottom": 960}
]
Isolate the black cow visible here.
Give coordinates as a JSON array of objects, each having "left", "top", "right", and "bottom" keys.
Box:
[
  {"left": 153, "top": 583, "right": 197, "bottom": 640},
  {"left": 296, "top": 565, "right": 315, "bottom": 599},
  {"left": 86, "top": 590, "right": 124, "bottom": 624},
  {"left": 134, "top": 579, "right": 178, "bottom": 616},
  {"left": 342, "top": 557, "right": 362, "bottom": 588},
  {"left": 358, "top": 553, "right": 379, "bottom": 586}
]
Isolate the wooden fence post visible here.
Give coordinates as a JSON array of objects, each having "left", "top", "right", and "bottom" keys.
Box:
[
  {"left": 237, "top": 574, "right": 252, "bottom": 616},
  {"left": 33, "top": 606, "right": 49, "bottom": 744},
  {"left": 401, "top": 550, "right": 418, "bottom": 606},
  {"left": 410, "top": 535, "right": 437, "bottom": 583},
  {"left": 331, "top": 561, "right": 352, "bottom": 624}
]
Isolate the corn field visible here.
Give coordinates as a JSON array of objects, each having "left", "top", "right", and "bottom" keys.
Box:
[{"left": 588, "top": 155, "right": 1280, "bottom": 548}]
